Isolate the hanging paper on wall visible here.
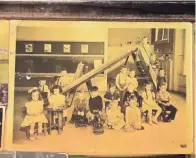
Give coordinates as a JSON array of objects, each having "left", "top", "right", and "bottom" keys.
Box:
[
  {"left": 63, "top": 44, "right": 71, "bottom": 53},
  {"left": 81, "top": 44, "right": 88, "bottom": 54},
  {"left": 25, "top": 44, "right": 33, "bottom": 53},
  {"left": 44, "top": 44, "right": 52, "bottom": 53},
  {"left": 94, "top": 60, "right": 102, "bottom": 69}
]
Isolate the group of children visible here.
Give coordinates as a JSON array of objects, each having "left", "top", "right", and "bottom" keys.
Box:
[{"left": 21, "top": 65, "right": 177, "bottom": 140}]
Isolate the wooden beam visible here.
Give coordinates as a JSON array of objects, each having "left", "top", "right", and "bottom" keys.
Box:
[{"left": 63, "top": 48, "right": 138, "bottom": 93}]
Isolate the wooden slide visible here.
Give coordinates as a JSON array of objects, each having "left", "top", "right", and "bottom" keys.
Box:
[{"left": 63, "top": 48, "right": 138, "bottom": 93}]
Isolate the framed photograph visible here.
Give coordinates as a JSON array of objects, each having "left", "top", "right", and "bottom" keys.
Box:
[
  {"left": 0, "top": 1, "right": 195, "bottom": 157},
  {"left": 63, "top": 44, "right": 71, "bottom": 53},
  {"left": 81, "top": 44, "right": 88, "bottom": 54},
  {"left": 25, "top": 44, "right": 33, "bottom": 53},
  {"left": 44, "top": 44, "right": 52, "bottom": 53}
]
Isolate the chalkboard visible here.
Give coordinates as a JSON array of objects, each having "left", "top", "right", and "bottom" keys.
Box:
[{"left": 15, "top": 56, "right": 104, "bottom": 73}]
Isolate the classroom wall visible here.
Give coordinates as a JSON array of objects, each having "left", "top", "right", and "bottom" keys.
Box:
[
  {"left": 107, "top": 28, "right": 151, "bottom": 79},
  {"left": 173, "top": 29, "right": 186, "bottom": 93},
  {"left": 16, "top": 26, "right": 108, "bottom": 91},
  {"left": 0, "top": 21, "right": 9, "bottom": 83}
]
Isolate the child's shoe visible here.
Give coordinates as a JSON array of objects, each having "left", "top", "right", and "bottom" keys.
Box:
[
  {"left": 137, "top": 126, "right": 145, "bottom": 130},
  {"left": 37, "top": 133, "right": 43, "bottom": 140},
  {"left": 29, "top": 134, "right": 35, "bottom": 141}
]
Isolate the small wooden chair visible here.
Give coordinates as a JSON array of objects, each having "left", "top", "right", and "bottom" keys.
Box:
[
  {"left": 142, "top": 110, "right": 158, "bottom": 122},
  {"left": 46, "top": 108, "right": 64, "bottom": 135}
]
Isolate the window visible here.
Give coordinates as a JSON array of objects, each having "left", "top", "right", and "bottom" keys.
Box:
[{"left": 155, "top": 29, "right": 170, "bottom": 43}]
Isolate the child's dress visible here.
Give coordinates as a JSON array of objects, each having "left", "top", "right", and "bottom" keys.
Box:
[
  {"left": 49, "top": 94, "right": 67, "bottom": 117},
  {"left": 21, "top": 100, "right": 48, "bottom": 127},
  {"left": 125, "top": 105, "right": 142, "bottom": 130},
  {"left": 107, "top": 106, "right": 125, "bottom": 130}
]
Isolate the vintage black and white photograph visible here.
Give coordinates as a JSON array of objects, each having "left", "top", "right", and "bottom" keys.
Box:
[{"left": 0, "top": 21, "right": 193, "bottom": 155}]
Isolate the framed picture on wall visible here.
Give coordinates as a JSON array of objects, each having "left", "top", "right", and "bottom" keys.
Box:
[
  {"left": 44, "top": 44, "right": 52, "bottom": 53},
  {"left": 81, "top": 44, "right": 88, "bottom": 54},
  {"left": 25, "top": 44, "right": 33, "bottom": 53},
  {"left": 63, "top": 44, "right": 71, "bottom": 53}
]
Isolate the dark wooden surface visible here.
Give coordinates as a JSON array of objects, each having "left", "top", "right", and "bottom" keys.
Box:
[{"left": 0, "top": 1, "right": 195, "bottom": 21}]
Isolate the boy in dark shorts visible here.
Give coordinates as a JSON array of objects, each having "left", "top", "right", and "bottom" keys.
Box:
[{"left": 156, "top": 82, "right": 177, "bottom": 122}]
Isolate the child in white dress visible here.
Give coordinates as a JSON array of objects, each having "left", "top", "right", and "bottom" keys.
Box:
[
  {"left": 125, "top": 97, "right": 144, "bottom": 132},
  {"left": 21, "top": 88, "right": 48, "bottom": 140},
  {"left": 140, "top": 81, "right": 162, "bottom": 125},
  {"left": 49, "top": 85, "right": 67, "bottom": 125},
  {"left": 106, "top": 100, "right": 125, "bottom": 130}
]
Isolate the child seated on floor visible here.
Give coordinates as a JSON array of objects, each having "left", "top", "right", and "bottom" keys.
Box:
[
  {"left": 156, "top": 82, "right": 177, "bottom": 122},
  {"left": 49, "top": 85, "right": 67, "bottom": 126},
  {"left": 140, "top": 81, "right": 162, "bottom": 125},
  {"left": 71, "top": 89, "right": 90, "bottom": 124},
  {"left": 21, "top": 87, "right": 48, "bottom": 140},
  {"left": 106, "top": 100, "right": 125, "bottom": 130},
  {"left": 89, "top": 86, "right": 106, "bottom": 123},
  {"left": 104, "top": 84, "right": 120, "bottom": 111},
  {"left": 127, "top": 69, "right": 138, "bottom": 91},
  {"left": 122, "top": 83, "right": 142, "bottom": 114},
  {"left": 124, "top": 96, "right": 144, "bottom": 132}
]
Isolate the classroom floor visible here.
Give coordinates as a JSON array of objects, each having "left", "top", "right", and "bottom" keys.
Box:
[{"left": 11, "top": 92, "right": 193, "bottom": 156}]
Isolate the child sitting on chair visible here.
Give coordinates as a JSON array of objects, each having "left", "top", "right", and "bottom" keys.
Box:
[
  {"left": 157, "top": 69, "right": 167, "bottom": 91},
  {"left": 49, "top": 85, "right": 67, "bottom": 125},
  {"left": 21, "top": 88, "right": 48, "bottom": 140},
  {"left": 71, "top": 90, "right": 90, "bottom": 123},
  {"left": 140, "top": 81, "right": 162, "bottom": 125},
  {"left": 127, "top": 69, "right": 138, "bottom": 91},
  {"left": 106, "top": 100, "right": 125, "bottom": 130},
  {"left": 156, "top": 82, "right": 177, "bottom": 122},
  {"left": 122, "top": 83, "right": 141, "bottom": 114},
  {"left": 125, "top": 96, "right": 144, "bottom": 132},
  {"left": 104, "top": 84, "right": 120, "bottom": 111},
  {"left": 89, "top": 86, "right": 106, "bottom": 123}
]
